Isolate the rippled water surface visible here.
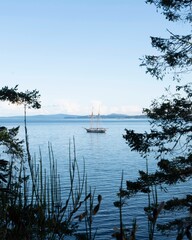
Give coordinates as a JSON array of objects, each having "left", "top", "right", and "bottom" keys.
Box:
[{"left": 1, "top": 117, "right": 190, "bottom": 239}]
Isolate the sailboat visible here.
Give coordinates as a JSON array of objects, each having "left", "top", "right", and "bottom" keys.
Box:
[{"left": 85, "top": 110, "right": 106, "bottom": 133}]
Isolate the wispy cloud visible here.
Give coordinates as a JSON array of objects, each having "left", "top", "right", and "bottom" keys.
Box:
[
  {"left": 0, "top": 99, "right": 143, "bottom": 116},
  {"left": 0, "top": 102, "right": 24, "bottom": 116},
  {"left": 88, "top": 100, "right": 142, "bottom": 115},
  {"left": 42, "top": 99, "right": 81, "bottom": 115},
  {"left": 109, "top": 105, "right": 143, "bottom": 115}
]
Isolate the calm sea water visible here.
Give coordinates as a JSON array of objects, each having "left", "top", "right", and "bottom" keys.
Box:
[{"left": 0, "top": 117, "right": 190, "bottom": 239}]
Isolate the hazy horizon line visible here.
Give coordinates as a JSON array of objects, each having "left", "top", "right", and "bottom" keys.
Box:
[{"left": 0, "top": 112, "right": 146, "bottom": 118}]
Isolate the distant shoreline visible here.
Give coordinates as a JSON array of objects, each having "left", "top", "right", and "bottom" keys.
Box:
[{"left": 0, "top": 113, "right": 147, "bottom": 120}]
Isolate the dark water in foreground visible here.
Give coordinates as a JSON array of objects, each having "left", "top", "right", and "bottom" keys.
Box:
[{"left": 0, "top": 117, "right": 191, "bottom": 239}]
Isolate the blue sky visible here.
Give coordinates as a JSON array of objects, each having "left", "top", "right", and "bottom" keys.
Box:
[{"left": 0, "top": 0, "right": 190, "bottom": 116}]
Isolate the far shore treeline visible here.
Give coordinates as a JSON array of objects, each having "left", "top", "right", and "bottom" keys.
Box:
[{"left": 0, "top": 113, "right": 147, "bottom": 121}]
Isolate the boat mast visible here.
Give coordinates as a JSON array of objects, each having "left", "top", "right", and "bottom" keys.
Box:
[
  {"left": 97, "top": 106, "right": 101, "bottom": 129},
  {"left": 90, "top": 108, "right": 94, "bottom": 129}
]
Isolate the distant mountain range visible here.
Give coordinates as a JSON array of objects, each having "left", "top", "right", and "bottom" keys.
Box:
[{"left": 0, "top": 113, "right": 147, "bottom": 120}]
